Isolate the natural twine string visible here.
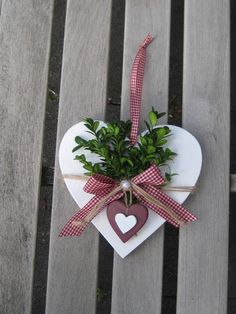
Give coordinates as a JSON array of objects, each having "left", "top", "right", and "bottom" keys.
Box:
[
  {"left": 130, "top": 182, "right": 184, "bottom": 226},
  {"left": 63, "top": 174, "right": 195, "bottom": 227},
  {"left": 71, "top": 184, "right": 122, "bottom": 226}
]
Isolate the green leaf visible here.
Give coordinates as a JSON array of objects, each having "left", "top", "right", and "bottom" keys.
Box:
[
  {"left": 147, "top": 146, "right": 156, "bottom": 154},
  {"left": 94, "top": 121, "right": 100, "bottom": 131},
  {"left": 157, "top": 139, "right": 167, "bottom": 146},
  {"left": 74, "top": 154, "right": 86, "bottom": 162},
  {"left": 120, "top": 157, "right": 126, "bottom": 165},
  {"left": 157, "top": 112, "right": 166, "bottom": 119},
  {"left": 83, "top": 164, "right": 93, "bottom": 171},
  {"left": 165, "top": 172, "right": 178, "bottom": 182},
  {"left": 100, "top": 147, "right": 108, "bottom": 157},
  {"left": 114, "top": 127, "right": 119, "bottom": 136},
  {"left": 147, "top": 138, "right": 154, "bottom": 145},
  {"left": 75, "top": 136, "right": 84, "bottom": 144},
  {"left": 72, "top": 145, "right": 82, "bottom": 152},
  {"left": 86, "top": 131, "right": 96, "bottom": 136},
  {"left": 144, "top": 120, "right": 151, "bottom": 133},
  {"left": 140, "top": 136, "right": 147, "bottom": 145},
  {"left": 84, "top": 117, "right": 94, "bottom": 125},
  {"left": 84, "top": 123, "right": 95, "bottom": 132},
  {"left": 156, "top": 128, "right": 166, "bottom": 138},
  {"left": 145, "top": 154, "right": 156, "bottom": 161},
  {"left": 84, "top": 172, "right": 93, "bottom": 176},
  {"left": 127, "top": 159, "right": 134, "bottom": 167},
  {"left": 149, "top": 111, "right": 158, "bottom": 126},
  {"left": 165, "top": 172, "right": 171, "bottom": 182}
]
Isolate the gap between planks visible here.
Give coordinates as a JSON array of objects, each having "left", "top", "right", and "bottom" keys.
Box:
[{"left": 231, "top": 174, "right": 236, "bottom": 192}]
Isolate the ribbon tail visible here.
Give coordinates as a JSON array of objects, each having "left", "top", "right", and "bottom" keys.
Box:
[
  {"left": 144, "top": 185, "right": 197, "bottom": 224},
  {"left": 59, "top": 195, "right": 103, "bottom": 237},
  {"left": 134, "top": 192, "right": 181, "bottom": 227},
  {"left": 59, "top": 188, "right": 124, "bottom": 237},
  {"left": 132, "top": 184, "right": 197, "bottom": 227}
]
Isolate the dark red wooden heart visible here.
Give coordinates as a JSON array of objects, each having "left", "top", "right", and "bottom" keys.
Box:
[{"left": 107, "top": 200, "right": 148, "bottom": 243}]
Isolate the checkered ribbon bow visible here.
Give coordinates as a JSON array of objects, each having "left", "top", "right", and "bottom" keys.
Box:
[{"left": 60, "top": 165, "right": 196, "bottom": 237}]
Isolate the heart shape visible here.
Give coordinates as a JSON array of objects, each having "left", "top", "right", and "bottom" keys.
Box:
[
  {"left": 115, "top": 214, "right": 137, "bottom": 234},
  {"left": 107, "top": 201, "right": 148, "bottom": 242},
  {"left": 59, "top": 121, "right": 202, "bottom": 258}
]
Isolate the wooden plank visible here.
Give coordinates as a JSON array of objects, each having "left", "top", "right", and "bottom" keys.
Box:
[
  {"left": 45, "top": 1, "right": 112, "bottom": 313},
  {"left": 177, "top": 1, "right": 230, "bottom": 313},
  {"left": 111, "top": 1, "right": 171, "bottom": 313},
  {"left": 0, "top": 1, "right": 53, "bottom": 313}
]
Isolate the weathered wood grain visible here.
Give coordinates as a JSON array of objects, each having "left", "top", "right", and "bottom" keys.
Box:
[
  {"left": 45, "top": 1, "right": 112, "bottom": 314},
  {"left": 177, "top": 1, "right": 230, "bottom": 313},
  {"left": 111, "top": 1, "right": 171, "bottom": 313},
  {"left": 0, "top": 1, "right": 53, "bottom": 313}
]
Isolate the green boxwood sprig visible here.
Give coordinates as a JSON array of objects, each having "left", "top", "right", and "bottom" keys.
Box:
[{"left": 72, "top": 108, "right": 177, "bottom": 181}]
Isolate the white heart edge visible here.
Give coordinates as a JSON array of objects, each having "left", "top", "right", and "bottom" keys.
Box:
[{"left": 59, "top": 121, "right": 202, "bottom": 258}]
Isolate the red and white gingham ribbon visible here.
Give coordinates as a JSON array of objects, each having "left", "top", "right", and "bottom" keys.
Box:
[
  {"left": 60, "top": 165, "right": 196, "bottom": 237},
  {"left": 130, "top": 34, "right": 154, "bottom": 144}
]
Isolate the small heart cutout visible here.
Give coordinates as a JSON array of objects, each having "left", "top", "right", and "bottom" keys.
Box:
[
  {"left": 115, "top": 213, "right": 137, "bottom": 233},
  {"left": 107, "top": 201, "right": 149, "bottom": 243}
]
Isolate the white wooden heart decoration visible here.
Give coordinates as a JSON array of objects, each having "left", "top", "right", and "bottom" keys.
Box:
[
  {"left": 115, "top": 213, "right": 137, "bottom": 234},
  {"left": 59, "top": 121, "right": 202, "bottom": 258}
]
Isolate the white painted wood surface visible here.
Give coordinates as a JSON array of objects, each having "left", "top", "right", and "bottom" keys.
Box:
[
  {"left": 45, "top": 1, "right": 112, "bottom": 313},
  {"left": 111, "top": 1, "right": 171, "bottom": 313},
  {"left": 0, "top": 1, "right": 53, "bottom": 313},
  {"left": 177, "top": 1, "right": 230, "bottom": 313}
]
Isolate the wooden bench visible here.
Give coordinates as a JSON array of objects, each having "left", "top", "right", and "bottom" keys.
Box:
[{"left": 0, "top": 0, "right": 230, "bottom": 313}]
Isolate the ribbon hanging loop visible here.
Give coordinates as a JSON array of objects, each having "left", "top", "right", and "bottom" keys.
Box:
[{"left": 130, "top": 34, "right": 154, "bottom": 145}]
